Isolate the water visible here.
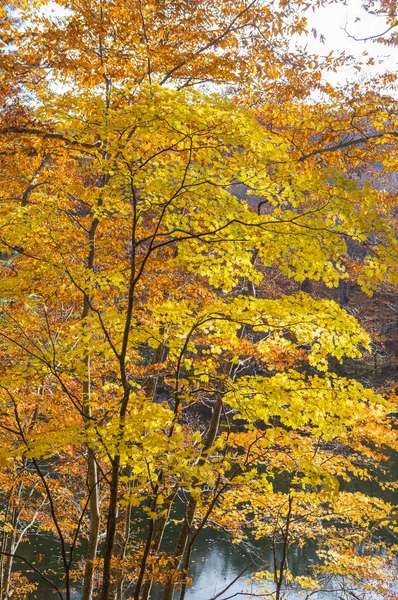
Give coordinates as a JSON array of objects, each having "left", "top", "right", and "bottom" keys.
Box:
[
  {"left": 18, "top": 520, "right": 397, "bottom": 600},
  {"left": 15, "top": 448, "right": 398, "bottom": 599},
  {"left": 172, "top": 536, "right": 309, "bottom": 600}
]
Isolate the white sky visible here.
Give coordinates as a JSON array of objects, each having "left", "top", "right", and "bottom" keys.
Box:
[{"left": 300, "top": 0, "right": 398, "bottom": 88}]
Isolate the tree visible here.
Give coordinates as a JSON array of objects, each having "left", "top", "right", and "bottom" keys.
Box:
[{"left": 0, "top": 1, "right": 397, "bottom": 600}]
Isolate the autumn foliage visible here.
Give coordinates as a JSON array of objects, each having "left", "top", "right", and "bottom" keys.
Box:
[{"left": 0, "top": 1, "right": 397, "bottom": 600}]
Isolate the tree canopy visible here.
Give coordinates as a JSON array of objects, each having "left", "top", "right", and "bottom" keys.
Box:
[{"left": 0, "top": 1, "right": 397, "bottom": 600}]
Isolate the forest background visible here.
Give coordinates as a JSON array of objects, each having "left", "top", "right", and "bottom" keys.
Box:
[{"left": 0, "top": 1, "right": 397, "bottom": 599}]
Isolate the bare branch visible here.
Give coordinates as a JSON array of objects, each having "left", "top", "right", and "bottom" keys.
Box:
[
  {"left": 1, "top": 127, "right": 101, "bottom": 150},
  {"left": 298, "top": 130, "right": 398, "bottom": 162},
  {"left": 0, "top": 550, "right": 64, "bottom": 600},
  {"left": 159, "top": 0, "right": 257, "bottom": 85},
  {"left": 343, "top": 22, "right": 398, "bottom": 42}
]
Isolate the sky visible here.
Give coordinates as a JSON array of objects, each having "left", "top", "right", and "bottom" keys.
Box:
[{"left": 300, "top": 0, "right": 398, "bottom": 87}]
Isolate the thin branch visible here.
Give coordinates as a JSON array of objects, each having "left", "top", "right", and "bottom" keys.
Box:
[
  {"left": 139, "top": 0, "right": 152, "bottom": 84},
  {"left": 215, "top": 593, "right": 275, "bottom": 600},
  {"left": 159, "top": 0, "right": 257, "bottom": 85},
  {"left": 343, "top": 22, "right": 398, "bottom": 42},
  {"left": 298, "top": 130, "right": 398, "bottom": 162},
  {"left": 68, "top": 469, "right": 106, "bottom": 569},
  {"left": 21, "top": 154, "right": 51, "bottom": 206},
  {"left": 0, "top": 550, "right": 64, "bottom": 600},
  {"left": 1, "top": 127, "right": 101, "bottom": 150},
  {"left": 207, "top": 546, "right": 270, "bottom": 600},
  {"left": 8, "top": 392, "right": 71, "bottom": 599}
]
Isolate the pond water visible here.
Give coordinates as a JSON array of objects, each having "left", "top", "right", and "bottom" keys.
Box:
[
  {"left": 18, "top": 504, "right": 397, "bottom": 600},
  {"left": 17, "top": 531, "right": 329, "bottom": 600},
  {"left": 158, "top": 534, "right": 316, "bottom": 600},
  {"left": 15, "top": 447, "right": 397, "bottom": 599}
]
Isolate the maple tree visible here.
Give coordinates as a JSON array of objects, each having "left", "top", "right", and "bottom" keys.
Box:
[{"left": 0, "top": 1, "right": 397, "bottom": 600}]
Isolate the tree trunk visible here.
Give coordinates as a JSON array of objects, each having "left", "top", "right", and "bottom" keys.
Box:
[
  {"left": 101, "top": 453, "right": 122, "bottom": 600},
  {"left": 109, "top": 343, "right": 166, "bottom": 600},
  {"left": 162, "top": 396, "right": 223, "bottom": 600},
  {"left": 81, "top": 208, "right": 102, "bottom": 600},
  {"left": 139, "top": 504, "right": 173, "bottom": 600},
  {"left": 2, "top": 523, "right": 16, "bottom": 600},
  {"left": 108, "top": 465, "right": 132, "bottom": 600},
  {"left": 162, "top": 288, "right": 250, "bottom": 600},
  {"left": 81, "top": 447, "right": 101, "bottom": 600}
]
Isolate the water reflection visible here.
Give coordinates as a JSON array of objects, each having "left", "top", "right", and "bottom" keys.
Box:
[
  {"left": 187, "top": 544, "right": 257, "bottom": 599},
  {"left": 153, "top": 533, "right": 323, "bottom": 600},
  {"left": 19, "top": 528, "right": 397, "bottom": 600},
  {"left": 19, "top": 451, "right": 397, "bottom": 599}
]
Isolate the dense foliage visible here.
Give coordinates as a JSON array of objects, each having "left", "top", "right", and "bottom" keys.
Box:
[{"left": 0, "top": 1, "right": 397, "bottom": 599}]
